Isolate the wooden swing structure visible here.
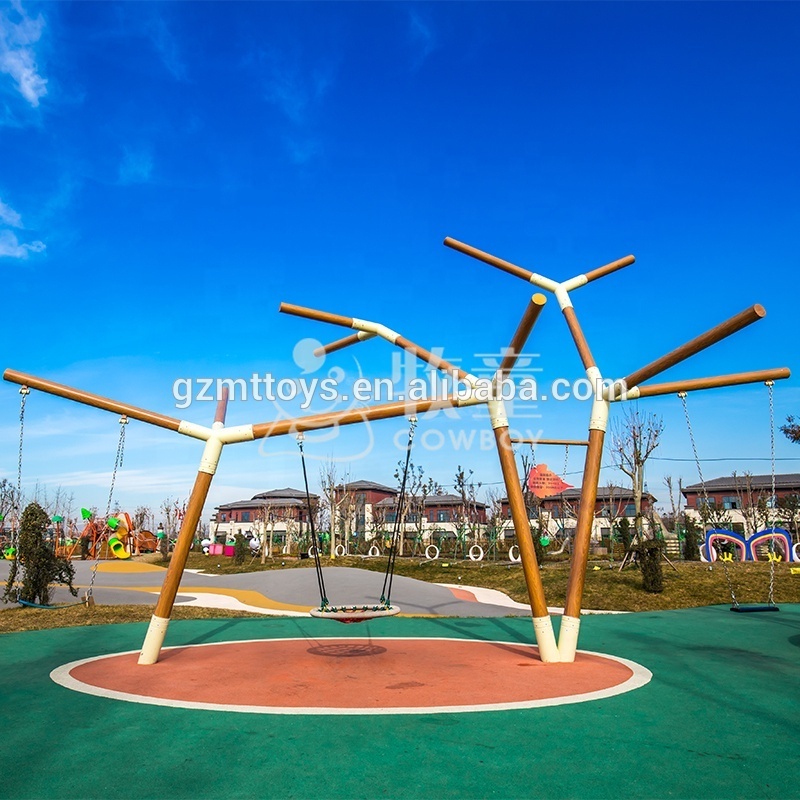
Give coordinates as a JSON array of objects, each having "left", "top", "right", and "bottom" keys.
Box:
[{"left": 3, "top": 235, "right": 790, "bottom": 665}]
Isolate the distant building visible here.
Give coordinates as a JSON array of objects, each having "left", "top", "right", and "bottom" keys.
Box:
[
  {"left": 333, "top": 479, "right": 487, "bottom": 541},
  {"left": 213, "top": 487, "right": 319, "bottom": 543},
  {"left": 500, "top": 485, "right": 658, "bottom": 542},
  {"left": 682, "top": 473, "right": 800, "bottom": 536}
]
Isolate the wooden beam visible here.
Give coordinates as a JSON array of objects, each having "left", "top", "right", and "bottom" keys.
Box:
[
  {"left": 498, "top": 293, "right": 547, "bottom": 379},
  {"left": 631, "top": 367, "right": 790, "bottom": 399},
  {"left": 510, "top": 437, "right": 590, "bottom": 447},
  {"left": 624, "top": 305, "right": 766, "bottom": 389},
  {"left": 3, "top": 369, "right": 182, "bottom": 433}
]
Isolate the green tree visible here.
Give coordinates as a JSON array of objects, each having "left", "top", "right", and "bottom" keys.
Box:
[
  {"left": 780, "top": 416, "right": 800, "bottom": 444},
  {"left": 682, "top": 516, "right": 701, "bottom": 561},
  {"left": 3, "top": 502, "right": 77, "bottom": 606}
]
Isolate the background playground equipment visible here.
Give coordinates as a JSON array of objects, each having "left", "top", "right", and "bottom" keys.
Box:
[
  {"left": 700, "top": 527, "right": 798, "bottom": 563},
  {"left": 3, "top": 236, "right": 790, "bottom": 665}
]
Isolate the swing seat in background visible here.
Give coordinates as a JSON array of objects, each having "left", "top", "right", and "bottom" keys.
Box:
[{"left": 731, "top": 605, "right": 779, "bottom": 613}]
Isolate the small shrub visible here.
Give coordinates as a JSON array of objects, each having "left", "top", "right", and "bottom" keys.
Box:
[
  {"left": 233, "top": 533, "right": 248, "bottom": 565},
  {"left": 682, "top": 517, "right": 701, "bottom": 561},
  {"left": 634, "top": 539, "right": 664, "bottom": 593},
  {"left": 3, "top": 502, "right": 77, "bottom": 606},
  {"left": 615, "top": 518, "right": 632, "bottom": 554}
]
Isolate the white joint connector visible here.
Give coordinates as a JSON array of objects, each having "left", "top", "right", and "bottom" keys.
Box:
[
  {"left": 199, "top": 434, "right": 224, "bottom": 475},
  {"left": 356, "top": 331, "right": 377, "bottom": 343},
  {"left": 623, "top": 385, "right": 640, "bottom": 401},
  {"left": 351, "top": 318, "right": 400, "bottom": 345},
  {"left": 138, "top": 615, "right": 170, "bottom": 665},
  {"left": 177, "top": 421, "right": 213, "bottom": 441},
  {"left": 455, "top": 393, "right": 486, "bottom": 408},
  {"left": 554, "top": 286, "right": 573, "bottom": 311},
  {"left": 487, "top": 399, "right": 509, "bottom": 430},
  {"left": 604, "top": 379, "right": 633, "bottom": 402},
  {"left": 562, "top": 274, "right": 589, "bottom": 292},
  {"left": 558, "top": 615, "right": 581, "bottom": 662},
  {"left": 533, "top": 616, "right": 561, "bottom": 663},
  {"left": 217, "top": 424, "right": 256, "bottom": 444},
  {"left": 588, "top": 397, "right": 610, "bottom": 432},
  {"left": 586, "top": 365, "right": 603, "bottom": 385},
  {"left": 529, "top": 273, "right": 560, "bottom": 293}
]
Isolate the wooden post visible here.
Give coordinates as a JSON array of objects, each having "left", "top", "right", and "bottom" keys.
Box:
[
  {"left": 138, "top": 390, "right": 229, "bottom": 665},
  {"left": 559, "top": 426, "right": 606, "bottom": 662},
  {"left": 493, "top": 422, "right": 560, "bottom": 662}
]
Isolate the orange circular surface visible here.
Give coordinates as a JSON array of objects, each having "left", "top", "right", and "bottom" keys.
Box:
[{"left": 52, "top": 637, "right": 651, "bottom": 715}]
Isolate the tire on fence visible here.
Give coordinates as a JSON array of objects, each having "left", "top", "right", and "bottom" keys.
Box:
[
  {"left": 334, "top": 544, "right": 347, "bottom": 557},
  {"left": 468, "top": 545, "right": 484, "bottom": 562},
  {"left": 424, "top": 544, "right": 440, "bottom": 561},
  {"left": 508, "top": 544, "right": 521, "bottom": 563},
  {"left": 367, "top": 544, "right": 381, "bottom": 557}
]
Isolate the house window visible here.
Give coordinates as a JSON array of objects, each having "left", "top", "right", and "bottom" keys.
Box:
[
  {"left": 624, "top": 504, "right": 635, "bottom": 516},
  {"left": 429, "top": 511, "right": 436, "bottom": 522},
  {"left": 386, "top": 512, "right": 397, "bottom": 523},
  {"left": 722, "top": 496, "right": 739, "bottom": 510},
  {"left": 242, "top": 512, "right": 251, "bottom": 522},
  {"left": 408, "top": 513, "right": 418, "bottom": 523},
  {"left": 220, "top": 513, "right": 227, "bottom": 522},
  {"left": 437, "top": 510, "right": 450, "bottom": 522},
  {"left": 697, "top": 497, "right": 716, "bottom": 509}
]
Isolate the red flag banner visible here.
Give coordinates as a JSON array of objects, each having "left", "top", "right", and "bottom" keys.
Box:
[{"left": 526, "top": 464, "right": 574, "bottom": 499}]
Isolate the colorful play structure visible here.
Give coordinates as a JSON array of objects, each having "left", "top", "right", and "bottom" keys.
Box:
[
  {"left": 3, "top": 235, "right": 791, "bottom": 664},
  {"left": 700, "top": 527, "right": 799, "bottom": 563}
]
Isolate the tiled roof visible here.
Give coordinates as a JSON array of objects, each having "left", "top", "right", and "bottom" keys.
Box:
[
  {"left": 375, "top": 493, "right": 487, "bottom": 508},
  {"left": 338, "top": 480, "right": 397, "bottom": 493},
  {"left": 251, "top": 487, "right": 308, "bottom": 500},
  {"left": 682, "top": 473, "right": 800, "bottom": 493}
]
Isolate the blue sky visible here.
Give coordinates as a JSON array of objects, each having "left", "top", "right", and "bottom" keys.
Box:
[{"left": 1, "top": 1, "right": 798, "bottom": 525}]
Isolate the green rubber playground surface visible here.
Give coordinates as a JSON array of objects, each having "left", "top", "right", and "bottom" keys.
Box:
[{"left": 2, "top": 605, "right": 798, "bottom": 800}]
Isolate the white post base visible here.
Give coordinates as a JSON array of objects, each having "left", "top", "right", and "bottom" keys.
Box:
[
  {"left": 558, "top": 615, "right": 581, "bottom": 662},
  {"left": 138, "top": 614, "right": 170, "bottom": 665},
  {"left": 532, "top": 616, "right": 560, "bottom": 663}
]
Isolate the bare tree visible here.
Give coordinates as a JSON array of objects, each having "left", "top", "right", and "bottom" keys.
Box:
[
  {"left": 610, "top": 407, "right": 664, "bottom": 541},
  {"left": 319, "top": 461, "right": 353, "bottom": 556},
  {"left": 732, "top": 472, "right": 771, "bottom": 536}
]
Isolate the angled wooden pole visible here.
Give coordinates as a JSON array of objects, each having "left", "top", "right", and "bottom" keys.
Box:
[
  {"left": 626, "top": 368, "right": 790, "bottom": 399},
  {"left": 139, "top": 389, "right": 229, "bottom": 665},
  {"left": 3, "top": 369, "right": 182, "bottom": 432},
  {"left": 498, "top": 293, "right": 547, "bottom": 379},
  {"left": 622, "top": 305, "right": 766, "bottom": 390}
]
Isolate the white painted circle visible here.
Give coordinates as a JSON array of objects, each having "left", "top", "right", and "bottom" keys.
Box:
[
  {"left": 50, "top": 637, "right": 653, "bottom": 716},
  {"left": 468, "top": 545, "right": 484, "bottom": 562}
]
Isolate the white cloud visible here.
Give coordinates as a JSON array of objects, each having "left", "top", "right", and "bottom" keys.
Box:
[
  {"left": 0, "top": 197, "right": 22, "bottom": 227},
  {"left": 0, "top": 0, "right": 47, "bottom": 107},
  {"left": 118, "top": 146, "right": 154, "bottom": 185},
  {"left": 408, "top": 10, "right": 437, "bottom": 70},
  {"left": 0, "top": 228, "right": 45, "bottom": 259}
]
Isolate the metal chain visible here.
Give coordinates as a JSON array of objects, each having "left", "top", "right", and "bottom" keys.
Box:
[
  {"left": 105, "top": 416, "right": 128, "bottom": 518},
  {"left": 680, "top": 391, "right": 738, "bottom": 607},
  {"left": 767, "top": 381, "right": 777, "bottom": 606},
  {"left": 11, "top": 387, "right": 30, "bottom": 599},
  {"left": 87, "top": 416, "right": 128, "bottom": 599},
  {"left": 562, "top": 444, "right": 569, "bottom": 480}
]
